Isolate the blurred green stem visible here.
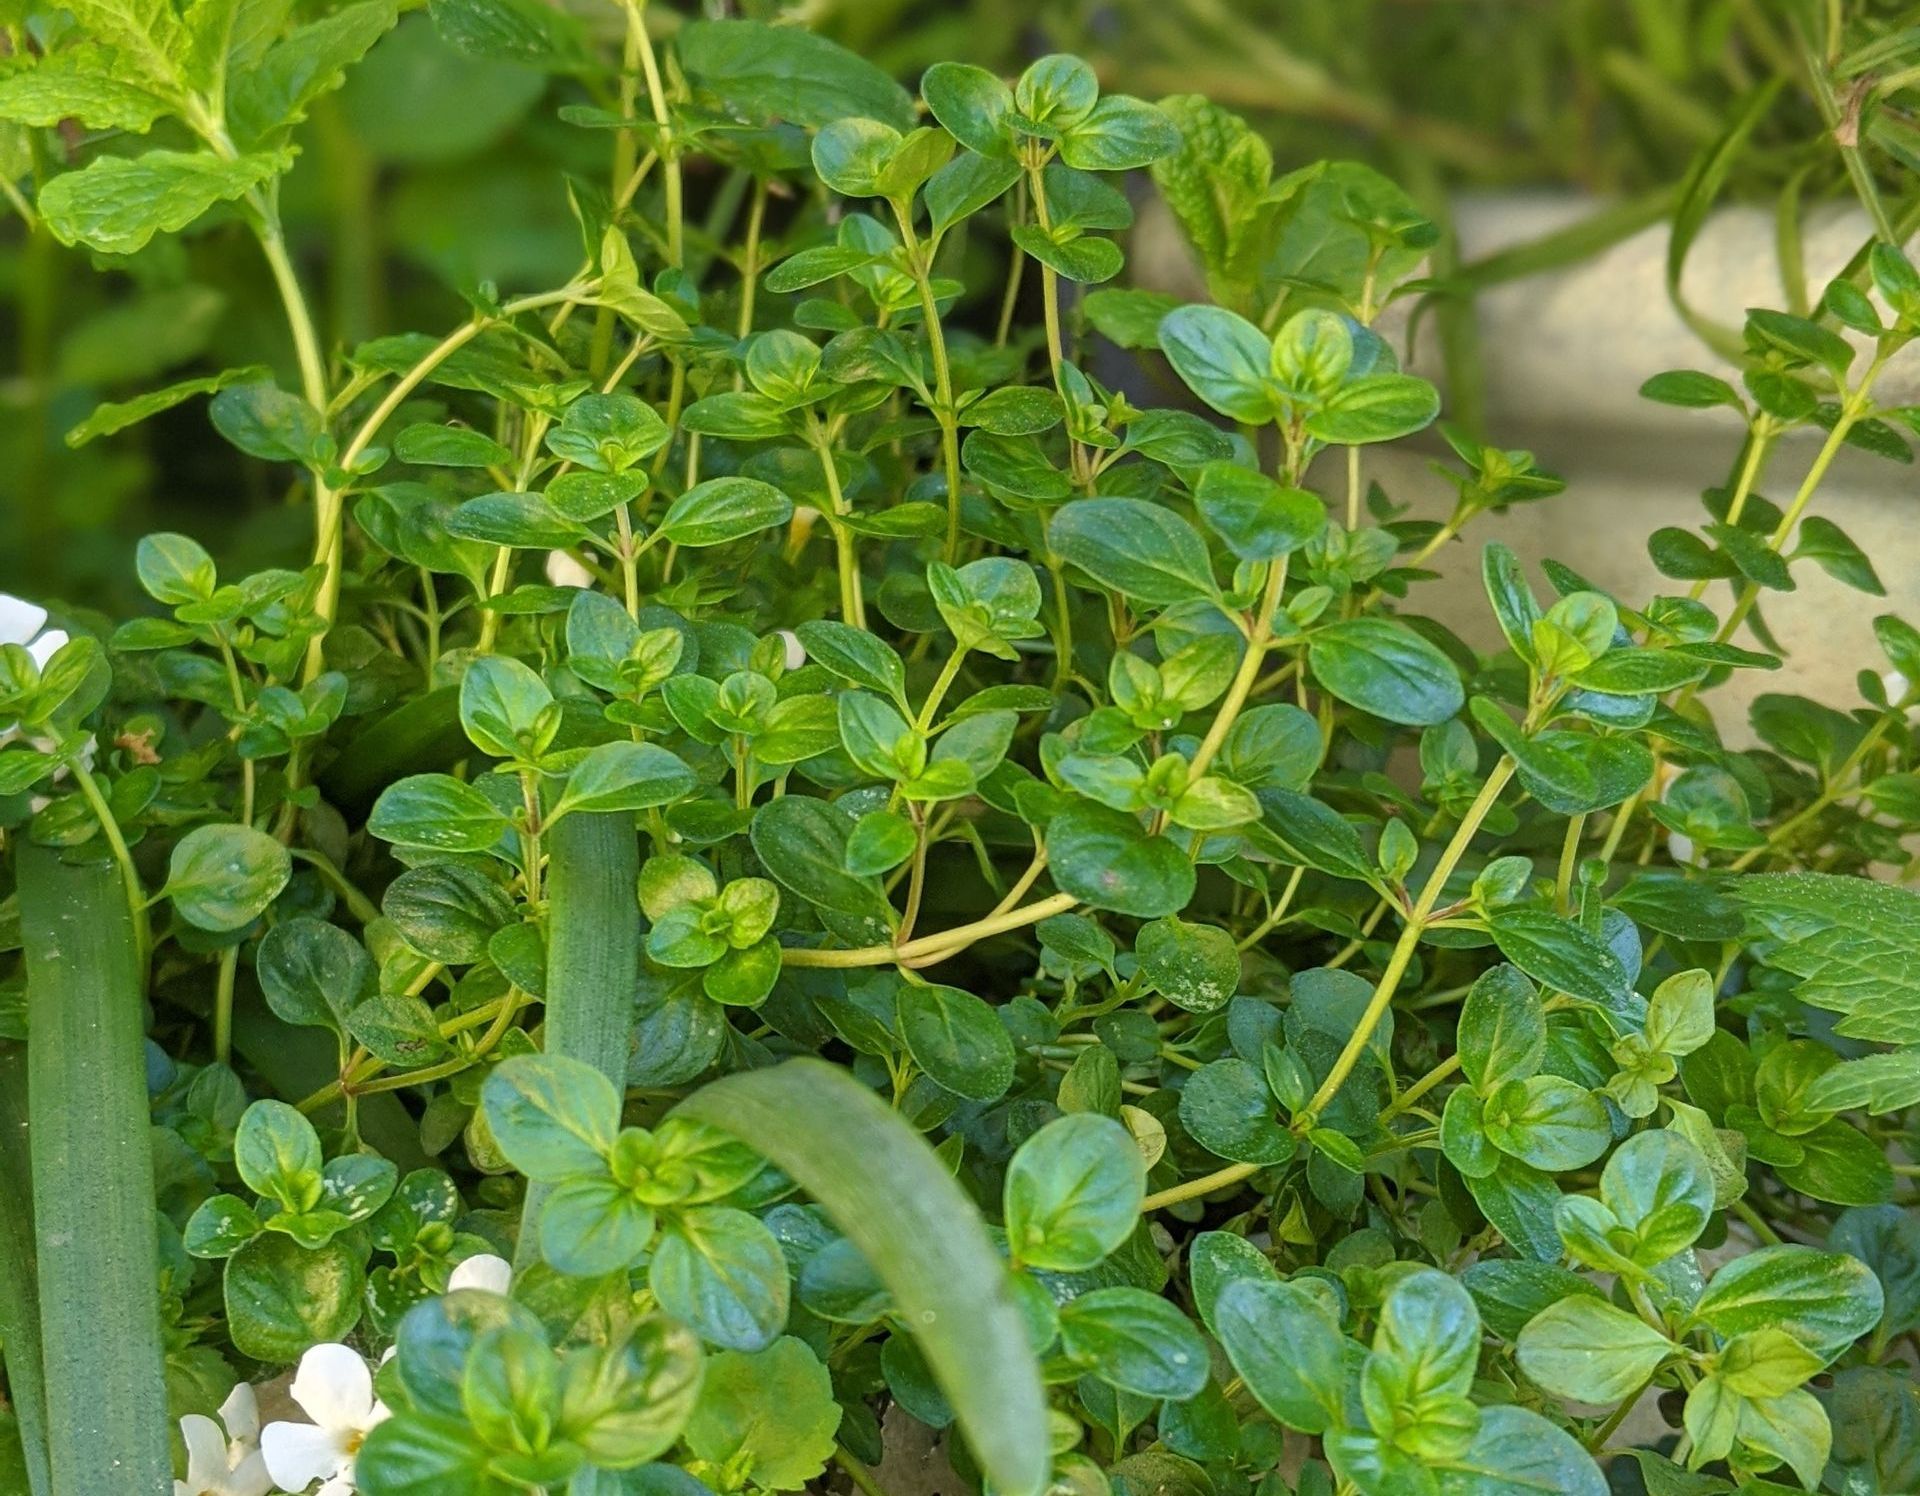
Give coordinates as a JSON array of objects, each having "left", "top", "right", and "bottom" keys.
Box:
[
  {"left": 890, "top": 206, "right": 964, "bottom": 561},
  {"left": 629, "top": 0, "right": 682, "bottom": 267}
]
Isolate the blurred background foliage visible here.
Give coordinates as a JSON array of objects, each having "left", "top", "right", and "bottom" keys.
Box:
[{"left": 4, "top": 0, "right": 1918, "bottom": 609}]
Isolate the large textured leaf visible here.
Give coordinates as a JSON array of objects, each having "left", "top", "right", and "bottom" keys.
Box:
[
  {"left": 1148, "top": 94, "right": 1276, "bottom": 304},
  {"left": 679, "top": 19, "right": 914, "bottom": 131},
  {"left": 1736, "top": 873, "right": 1920, "bottom": 1043},
  {"left": 229, "top": 0, "right": 399, "bottom": 145},
  {"left": 676, "top": 1060, "right": 1049, "bottom": 1496},
  {"left": 37, "top": 148, "right": 291, "bottom": 254},
  {"left": 0, "top": 57, "right": 173, "bottom": 132}
]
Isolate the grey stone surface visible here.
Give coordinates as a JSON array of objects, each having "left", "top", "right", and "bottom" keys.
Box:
[
  {"left": 1413, "top": 197, "right": 1920, "bottom": 738},
  {"left": 1133, "top": 192, "right": 1920, "bottom": 737}
]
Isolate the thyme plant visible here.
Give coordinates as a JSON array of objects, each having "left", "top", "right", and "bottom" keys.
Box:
[{"left": 3, "top": 5, "right": 1920, "bottom": 1496}]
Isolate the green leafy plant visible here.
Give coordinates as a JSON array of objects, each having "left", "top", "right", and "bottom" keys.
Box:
[{"left": 5, "top": 5, "right": 1920, "bottom": 1496}]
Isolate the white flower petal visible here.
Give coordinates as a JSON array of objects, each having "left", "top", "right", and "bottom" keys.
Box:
[
  {"left": 0, "top": 594, "right": 47, "bottom": 649},
  {"left": 778, "top": 629, "right": 805, "bottom": 670},
  {"left": 224, "top": 1449, "right": 274, "bottom": 1496},
  {"left": 175, "top": 1481, "right": 196, "bottom": 1496},
  {"left": 288, "top": 1343, "right": 376, "bottom": 1433},
  {"left": 448, "top": 1252, "right": 512, "bottom": 1296},
  {"left": 25, "top": 628, "right": 67, "bottom": 670},
  {"left": 180, "top": 1414, "right": 229, "bottom": 1490},
  {"left": 544, "top": 549, "right": 593, "bottom": 588},
  {"left": 261, "top": 1420, "right": 350, "bottom": 1491},
  {"left": 219, "top": 1382, "right": 261, "bottom": 1447},
  {"left": 317, "top": 1475, "right": 359, "bottom": 1496},
  {"left": 1668, "top": 831, "right": 1697, "bottom": 866}
]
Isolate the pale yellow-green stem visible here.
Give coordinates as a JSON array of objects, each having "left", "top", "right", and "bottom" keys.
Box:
[
  {"left": 255, "top": 220, "right": 330, "bottom": 415},
  {"left": 811, "top": 431, "right": 867, "bottom": 627},
  {"left": 891, "top": 207, "right": 965, "bottom": 561},
  {"left": 1294, "top": 756, "right": 1516, "bottom": 1130},
  {"left": 915, "top": 648, "right": 969, "bottom": 732},
  {"left": 1689, "top": 424, "right": 1778, "bottom": 600},
  {"left": 1698, "top": 356, "right": 1887, "bottom": 661},
  {"left": 1729, "top": 707, "right": 1901, "bottom": 870},
  {"left": 1235, "top": 864, "right": 1307, "bottom": 953},
  {"left": 1024, "top": 163, "right": 1067, "bottom": 392},
  {"left": 477, "top": 410, "right": 555, "bottom": 651},
  {"left": 781, "top": 891, "right": 1078, "bottom": 970},
  {"left": 1189, "top": 557, "right": 1289, "bottom": 781},
  {"left": 629, "top": 0, "right": 682, "bottom": 267},
  {"left": 64, "top": 743, "right": 150, "bottom": 969},
  {"left": 298, "top": 286, "right": 582, "bottom": 682},
  {"left": 737, "top": 178, "right": 768, "bottom": 341},
  {"left": 1142, "top": 1159, "right": 1261, "bottom": 1212}
]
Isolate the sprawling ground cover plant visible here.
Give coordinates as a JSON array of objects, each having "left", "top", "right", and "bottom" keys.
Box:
[{"left": 6, "top": 4, "right": 1920, "bottom": 1495}]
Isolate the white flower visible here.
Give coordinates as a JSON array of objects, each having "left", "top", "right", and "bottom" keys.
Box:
[
  {"left": 776, "top": 629, "right": 806, "bottom": 670},
  {"left": 175, "top": 1383, "right": 272, "bottom": 1496},
  {"left": 0, "top": 593, "right": 69, "bottom": 671},
  {"left": 447, "top": 1251, "right": 512, "bottom": 1295},
  {"left": 0, "top": 591, "right": 92, "bottom": 806},
  {"left": 544, "top": 549, "right": 594, "bottom": 589},
  {"left": 260, "top": 1344, "right": 390, "bottom": 1496},
  {"left": 1654, "top": 759, "right": 1696, "bottom": 868}
]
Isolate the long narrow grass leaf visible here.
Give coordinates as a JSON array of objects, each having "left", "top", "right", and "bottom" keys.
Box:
[
  {"left": 0, "top": 1046, "right": 52, "bottom": 1496},
  {"left": 516, "top": 811, "right": 641, "bottom": 1268},
  {"left": 676, "top": 1058, "right": 1050, "bottom": 1496},
  {"left": 18, "top": 846, "right": 172, "bottom": 1495}
]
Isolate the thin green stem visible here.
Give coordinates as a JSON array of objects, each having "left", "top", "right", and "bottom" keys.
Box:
[
  {"left": 1730, "top": 707, "right": 1900, "bottom": 869},
  {"left": 1024, "top": 163, "right": 1067, "bottom": 393},
  {"left": 1142, "top": 1159, "right": 1261, "bottom": 1212},
  {"left": 915, "top": 648, "right": 969, "bottom": 731},
  {"left": 782, "top": 891, "right": 1078, "bottom": 970},
  {"left": 1731, "top": 1196, "right": 1785, "bottom": 1246},
  {"left": 290, "top": 848, "right": 382, "bottom": 924},
  {"left": 630, "top": 0, "right": 682, "bottom": 267},
  {"left": 255, "top": 219, "right": 330, "bottom": 414},
  {"left": 1236, "top": 865, "right": 1306, "bottom": 952},
  {"left": 994, "top": 177, "right": 1029, "bottom": 348},
  {"left": 1189, "top": 558, "right": 1288, "bottom": 780},
  {"left": 64, "top": 746, "right": 149, "bottom": 967},
  {"left": 898, "top": 811, "right": 932, "bottom": 945},
  {"left": 737, "top": 177, "right": 767, "bottom": 341},
  {"left": 1556, "top": 811, "right": 1587, "bottom": 911},
  {"left": 1696, "top": 357, "right": 1887, "bottom": 663},
  {"left": 812, "top": 431, "right": 866, "bottom": 627},
  {"left": 1296, "top": 758, "right": 1516, "bottom": 1130},
  {"left": 891, "top": 206, "right": 965, "bottom": 561},
  {"left": 1381, "top": 1054, "right": 1461, "bottom": 1123}
]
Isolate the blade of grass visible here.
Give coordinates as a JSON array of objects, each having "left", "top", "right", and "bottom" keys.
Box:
[
  {"left": 1666, "top": 80, "right": 1783, "bottom": 358},
  {"left": 675, "top": 1058, "right": 1050, "bottom": 1496},
  {"left": 515, "top": 810, "right": 641, "bottom": 1269},
  {"left": 0, "top": 1046, "right": 52, "bottom": 1496},
  {"left": 17, "top": 845, "right": 171, "bottom": 1495}
]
